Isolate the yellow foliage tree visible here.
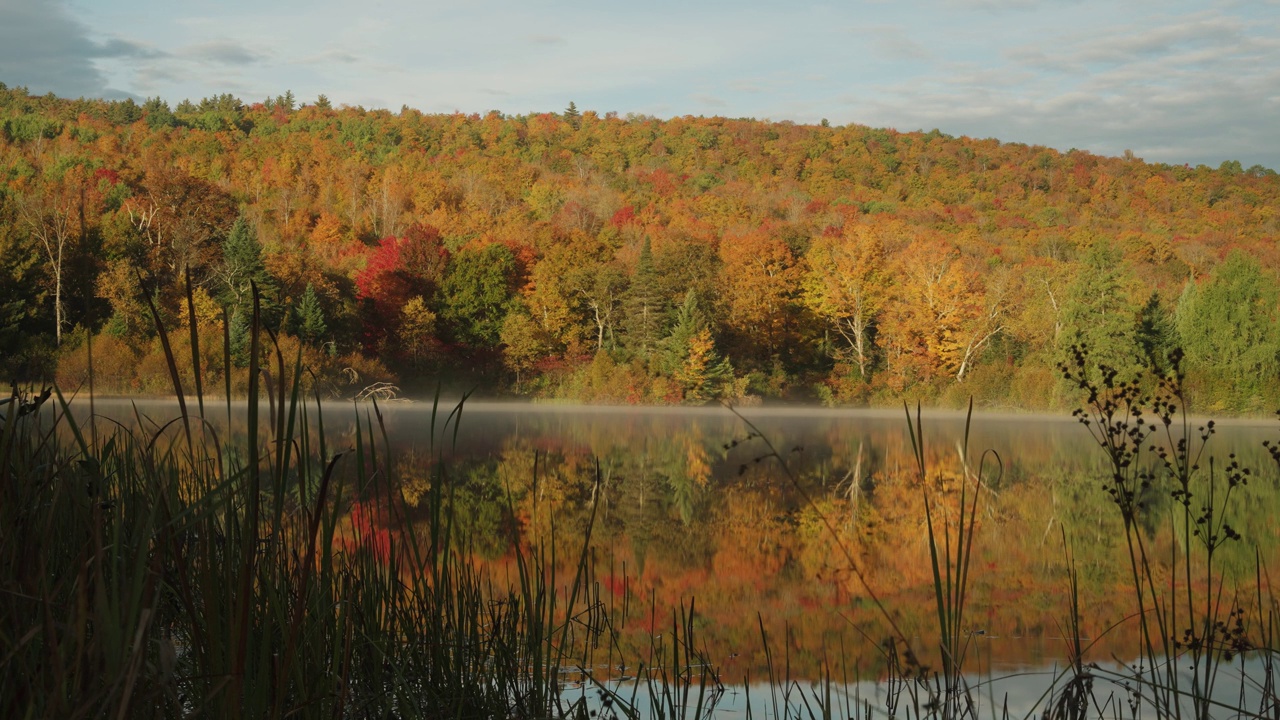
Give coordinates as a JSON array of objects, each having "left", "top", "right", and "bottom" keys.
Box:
[
  {"left": 719, "top": 229, "right": 799, "bottom": 359},
  {"left": 802, "top": 223, "right": 891, "bottom": 379}
]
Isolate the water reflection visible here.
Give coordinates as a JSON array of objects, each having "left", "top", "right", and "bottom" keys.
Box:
[
  {"left": 71, "top": 399, "right": 1280, "bottom": 687},
  {"left": 560, "top": 653, "right": 1279, "bottom": 720}
]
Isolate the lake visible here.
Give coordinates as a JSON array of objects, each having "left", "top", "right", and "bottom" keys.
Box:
[{"left": 70, "top": 398, "right": 1280, "bottom": 714}]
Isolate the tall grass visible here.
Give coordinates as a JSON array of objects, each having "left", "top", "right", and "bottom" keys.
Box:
[
  {"left": 1060, "top": 345, "right": 1279, "bottom": 719},
  {"left": 1, "top": 282, "right": 724, "bottom": 719},
  {"left": 906, "top": 399, "right": 995, "bottom": 719}
]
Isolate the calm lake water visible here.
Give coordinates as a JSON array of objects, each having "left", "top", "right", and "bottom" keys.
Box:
[{"left": 69, "top": 398, "right": 1280, "bottom": 710}]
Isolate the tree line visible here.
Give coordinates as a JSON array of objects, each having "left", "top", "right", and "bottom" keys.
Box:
[{"left": 1, "top": 83, "right": 1278, "bottom": 410}]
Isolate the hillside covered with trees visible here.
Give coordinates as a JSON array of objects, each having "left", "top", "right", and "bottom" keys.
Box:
[{"left": 1, "top": 85, "right": 1278, "bottom": 411}]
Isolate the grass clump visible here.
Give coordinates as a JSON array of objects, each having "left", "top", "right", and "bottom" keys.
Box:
[
  {"left": 0, "top": 282, "right": 688, "bottom": 719},
  {"left": 1059, "top": 344, "right": 1280, "bottom": 719}
]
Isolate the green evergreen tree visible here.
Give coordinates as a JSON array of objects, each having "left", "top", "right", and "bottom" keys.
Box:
[
  {"left": 660, "top": 290, "right": 733, "bottom": 402},
  {"left": 563, "top": 101, "right": 581, "bottom": 130},
  {"left": 295, "top": 283, "right": 327, "bottom": 346},
  {"left": 108, "top": 98, "right": 142, "bottom": 125},
  {"left": 228, "top": 306, "right": 252, "bottom": 367},
  {"left": 1059, "top": 241, "right": 1142, "bottom": 378},
  {"left": 1135, "top": 290, "right": 1176, "bottom": 372},
  {"left": 219, "top": 216, "right": 280, "bottom": 328},
  {"left": 623, "top": 237, "right": 664, "bottom": 361},
  {"left": 142, "top": 97, "right": 176, "bottom": 129},
  {"left": 221, "top": 218, "right": 266, "bottom": 307},
  {"left": 1175, "top": 250, "right": 1280, "bottom": 409},
  {"left": 659, "top": 289, "right": 708, "bottom": 374}
]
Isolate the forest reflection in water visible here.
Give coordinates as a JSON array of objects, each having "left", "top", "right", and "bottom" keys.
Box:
[{"left": 80, "top": 399, "right": 1280, "bottom": 684}]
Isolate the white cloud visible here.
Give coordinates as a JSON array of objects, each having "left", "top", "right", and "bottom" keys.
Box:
[{"left": 837, "top": 6, "right": 1280, "bottom": 167}]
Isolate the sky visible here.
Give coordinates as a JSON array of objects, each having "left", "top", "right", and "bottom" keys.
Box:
[{"left": 1, "top": 0, "right": 1278, "bottom": 170}]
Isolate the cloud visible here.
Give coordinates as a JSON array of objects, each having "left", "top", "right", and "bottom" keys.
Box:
[
  {"left": 941, "top": 0, "right": 1036, "bottom": 9},
  {"left": 1007, "top": 12, "right": 1260, "bottom": 73},
  {"left": 99, "top": 38, "right": 164, "bottom": 59},
  {"left": 298, "top": 48, "right": 362, "bottom": 66},
  {"left": 834, "top": 8, "right": 1280, "bottom": 169},
  {"left": 134, "top": 64, "right": 186, "bottom": 86},
  {"left": 527, "top": 34, "right": 567, "bottom": 46},
  {"left": 853, "top": 59, "right": 1280, "bottom": 168},
  {"left": 185, "top": 39, "right": 266, "bottom": 65},
  {"left": 0, "top": 0, "right": 137, "bottom": 97},
  {"left": 848, "top": 24, "right": 931, "bottom": 61},
  {"left": 1075, "top": 14, "right": 1244, "bottom": 64},
  {"left": 691, "top": 93, "right": 727, "bottom": 108}
]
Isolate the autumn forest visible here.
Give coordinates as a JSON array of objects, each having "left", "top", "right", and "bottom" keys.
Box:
[{"left": 3, "top": 85, "right": 1279, "bottom": 411}]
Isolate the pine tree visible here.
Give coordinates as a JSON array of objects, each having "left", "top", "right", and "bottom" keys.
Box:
[
  {"left": 142, "top": 97, "right": 176, "bottom": 129},
  {"left": 1175, "top": 250, "right": 1280, "bottom": 408},
  {"left": 220, "top": 217, "right": 269, "bottom": 309},
  {"left": 660, "top": 291, "right": 732, "bottom": 402},
  {"left": 563, "top": 101, "right": 581, "bottom": 130},
  {"left": 675, "top": 327, "right": 734, "bottom": 403},
  {"left": 219, "top": 216, "right": 280, "bottom": 328},
  {"left": 1135, "top": 290, "right": 1175, "bottom": 372},
  {"left": 1059, "top": 241, "right": 1141, "bottom": 379},
  {"left": 229, "top": 306, "right": 252, "bottom": 367},
  {"left": 623, "top": 238, "right": 664, "bottom": 361},
  {"left": 660, "top": 290, "right": 706, "bottom": 373},
  {"left": 295, "top": 283, "right": 327, "bottom": 346}
]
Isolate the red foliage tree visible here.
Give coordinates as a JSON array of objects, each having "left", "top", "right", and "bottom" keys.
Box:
[{"left": 355, "top": 223, "right": 450, "bottom": 353}]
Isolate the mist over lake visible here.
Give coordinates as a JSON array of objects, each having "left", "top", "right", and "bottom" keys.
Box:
[{"left": 71, "top": 398, "right": 1280, "bottom": 680}]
